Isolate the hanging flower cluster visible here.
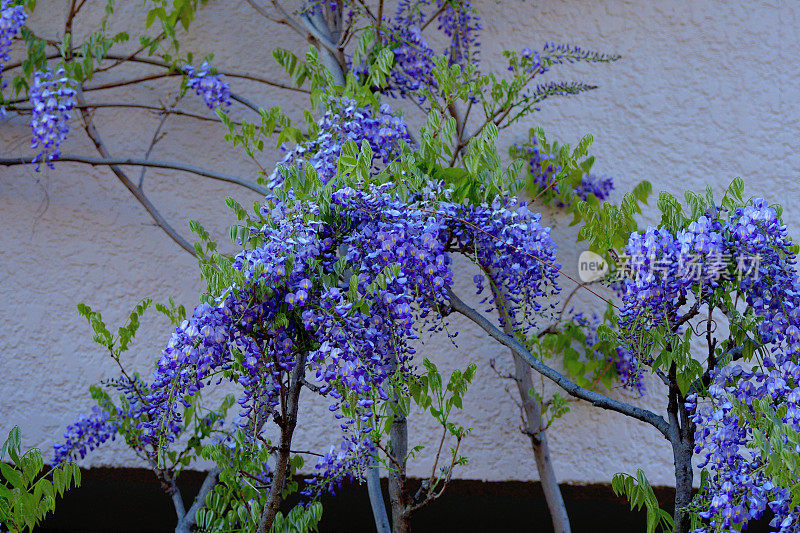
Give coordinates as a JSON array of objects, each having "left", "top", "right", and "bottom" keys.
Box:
[
  {"left": 105, "top": 177, "right": 559, "bottom": 493},
  {"left": 383, "top": 22, "right": 437, "bottom": 103},
  {"left": 0, "top": 0, "right": 26, "bottom": 106},
  {"left": 370, "top": 0, "right": 480, "bottom": 104},
  {"left": 513, "top": 138, "right": 615, "bottom": 206},
  {"left": 618, "top": 201, "right": 784, "bottom": 333},
  {"left": 687, "top": 355, "right": 800, "bottom": 533},
  {"left": 569, "top": 311, "right": 646, "bottom": 395},
  {"left": 445, "top": 194, "right": 561, "bottom": 332},
  {"left": 184, "top": 61, "right": 231, "bottom": 110},
  {"left": 434, "top": 0, "right": 481, "bottom": 66},
  {"left": 268, "top": 96, "right": 412, "bottom": 187},
  {"left": 53, "top": 406, "right": 118, "bottom": 464},
  {"left": 574, "top": 174, "right": 614, "bottom": 202},
  {"left": 29, "top": 68, "right": 76, "bottom": 170}
]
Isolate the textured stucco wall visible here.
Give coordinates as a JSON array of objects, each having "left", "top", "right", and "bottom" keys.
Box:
[{"left": 1, "top": 0, "right": 798, "bottom": 489}]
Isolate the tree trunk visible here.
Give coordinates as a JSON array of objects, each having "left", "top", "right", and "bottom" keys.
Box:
[
  {"left": 388, "top": 386, "right": 410, "bottom": 533},
  {"left": 513, "top": 353, "right": 572, "bottom": 533},
  {"left": 388, "top": 420, "right": 409, "bottom": 533},
  {"left": 366, "top": 456, "right": 392, "bottom": 533},
  {"left": 256, "top": 351, "right": 307, "bottom": 533},
  {"left": 671, "top": 434, "right": 693, "bottom": 533},
  {"left": 492, "top": 284, "right": 571, "bottom": 533},
  {"left": 667, "top": 366, "right": 694, "bottom": 533}
]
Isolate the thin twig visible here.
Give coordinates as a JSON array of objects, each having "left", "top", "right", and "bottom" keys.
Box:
[
  {"left": 139, "top": 110, "right": 171, "bottom": 188},
  {"left": 98, "top": 54, "right": 310, "bottom": 94},
  {"left": 0, "top": 155, "right": 268, "bottom": 196},
  {"left": 11, "top": 101, "right": 236, "bottom": 124},
  {"left": 420, "top": 2, "right": 448, "bottom": 31}
]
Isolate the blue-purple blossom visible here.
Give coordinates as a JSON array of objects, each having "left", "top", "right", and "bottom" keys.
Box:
[
  {"left": 268, "top": 96, "right": 412, "bottom": 187},
  {"left": 434, "top": 0, "right": 481, "bottom": 66},
  {"left": 121, "top": 176, "right": 560, "bottom": 494},
  {"left": 304, "top": 436, "right": 375, "bottom": 498},
  {"left": 514, "top": 139, "right": 615, "bottom": 206},
  {"left": 360, "top": 0, "right": 481, "bottom": 104},
  {"left": 614, "top": 198, "right": 800, "bottom": 531},
  {"left": 184, "top": 61, "right": 231, "bottom": 110},
  {"left": 569, "top": 311, "right": 645, "bottom": 394},
  {"left": 29, "top": 68, "right": 76, "bottom": 170},
  {"left": 383, "top": 23, "right": 437, "bottom": 103},
  {"left": 53, "top": 406, "right": 118, "bottom": 464},
  {"left": 0, "top": 0, "right": 26, "bottom": 111},
  {"left": 574, "top": 174, "right": 614, "bottom": 202},
  {"left": 689, "top": 356, "right": 800, "bottom": 532}
]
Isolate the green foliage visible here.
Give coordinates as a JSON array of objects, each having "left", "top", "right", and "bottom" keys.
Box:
[
  {"left": 733, "top": 397, "right": 800, "bottom": 507},
  {"left": 423, "top": 43, "right": 619, "bottom": 133},
  {"left": 145, "top": 0, "right": 208, "bottom": 52},
  {"left": 154, "top": 296, "right": 187, "bottom": 327},
  {"left": 198, "top": 433, "right": 321, "bottom": 533},
  {"left": 0, "top": 427, "right": 80, "bottom": 533},
  {"left": 536, "top": 311, "right": 619, "bottom": 391},
  {"left": 219, "top": 106, "right": 303, "bottom": 163},
  {"left": 392, "top": 359, "right": 475, "bottom": 481},
  {"left": 76, "top": 298, "right": 151, "bottom": 359},
  {"left": 611, "top": 470, "right": 673, "bottom": 533}
]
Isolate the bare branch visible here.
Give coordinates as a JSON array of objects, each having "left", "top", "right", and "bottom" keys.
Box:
[
  {"left": 230, "top": 92, "right": 261, "bottom": 113},
  {"left": 98, "top": 54, "right": 310, "bottom": 94},
  {"left": 1, "top": 51, "right": 309, "bottom": 95},
  {"left": 300, "top": 9, "right": 346, "bottom": 86},
  {"left": 447, "top": 288, "right": 671, "bottom": 438},
  {"left": 73, "top": 88, "right": 197, "bottom": 256},
  {"left": 0, "top": 155, "right": 268, "bottom": 196},
  {"left": 421, "top": 2, "right": 448, "bottom": 31},
  {"left": 84, "top": 72, "right": 173, "bottom": 92},
  {"left": 145, "top": 456, "right": 186, "bottom": 522},
  {"left": 247, "top": 0, "right": 305, "bottom": 37},
  {"left": 169, "top": 479, "right": 186, "bottom": 522},
  {"left": 12, "top": 101, "right": 235, "bottom": 124},
  {"left": 64, "top": 0, "right": 78, "bottom": 37},
  {"left": 139, "top": 110, "right": 172, "bottom": 188}
]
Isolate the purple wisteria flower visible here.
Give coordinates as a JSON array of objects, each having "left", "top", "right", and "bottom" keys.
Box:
[
  {"left": 570, "top": 311, "right": 645, "bottom": 394},
  {"left": 383, "top": 23, "right": 437, "bottom": 103},
  {"left": 268, "top": 96, "right": 412, "bottom": 187},
  {"left": 615, "top": 197, "right": 800, "bottom": 531},
  {"left": 514, "top": 138, "right": 615, "bottom": 206},
  {"left": 184, "top": 61, "right": 231, "bottom": 110},
  {"left": 53, "top": 406, "right": 118, "bottom": 464},
  {"left": 121, "top": 175, "right": 560, "bottom": 495},
  {"left": 362, "top": 0, "right": 481, "bottom": 104},
  {"left": 434, "top": 0, "right": 481, "bottom": 66},
  {"left": 0, "top": 0, "right": 26, "bottom": 108},
  {"left": 574, "top": 174, "right": 614, "bottom": 202},
  {"left": 29, "top": 68, "right": 76, "bottom": 170}
]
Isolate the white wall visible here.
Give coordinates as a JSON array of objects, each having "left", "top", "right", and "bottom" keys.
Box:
[{"left": 1, "top": 0, "right": 798, "bottom": 488}]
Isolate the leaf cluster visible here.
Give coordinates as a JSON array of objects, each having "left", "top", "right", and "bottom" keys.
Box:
[
  {"left": 0, "top": 427, "right": 81, "bottom": 533},
  {"left": 611, "top": 469, "right": 673, "bottom": 533}
]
